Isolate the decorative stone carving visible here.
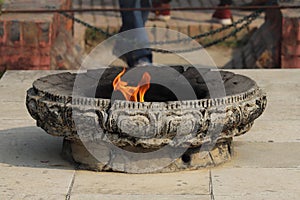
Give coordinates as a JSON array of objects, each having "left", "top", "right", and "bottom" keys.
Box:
[{"left": 26, "top": 66, "right": 267, "bottom": 173}]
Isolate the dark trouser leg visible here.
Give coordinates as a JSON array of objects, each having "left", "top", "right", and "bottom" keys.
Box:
[
  {"left": 116, "top": 0, "right": 152, "bottom": 67},
  {"left": 219, "top": 0, "right": 233, "bottom": 6}
]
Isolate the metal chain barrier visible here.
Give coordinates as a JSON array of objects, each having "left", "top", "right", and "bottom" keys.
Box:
[
  {"left": 49, "top": 6, "right": 263, "bottom": 53},
  {"left": 150, "top": 9, "right": 263, "bottom": 53},
  {"left": 57, "top": 9, "right": 113, "bottom": 38},
  {"left": 152, "top": 9, "right": 263, "bottom": 46}
]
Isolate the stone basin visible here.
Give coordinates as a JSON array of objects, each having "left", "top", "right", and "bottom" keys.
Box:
[{"left": 26, "top": 66, "right": 267, "bottom": 173}]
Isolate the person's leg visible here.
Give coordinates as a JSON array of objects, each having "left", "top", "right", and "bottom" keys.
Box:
[
  {"left": 219, "top": 0, "right": 233, "bottom": 6},
  {"left": 119, "top": 0, "right": 144, "bottom": 31},
  {"left": 249, "top": 0, "right": 273, "bottom": 6},
  {"left": 141, "top": 0, "right": 152, "bottom": 24},
  {"left": 115, "top": 0, "right": 152, "bottom": 67},
  {"left": 153, "top": 0, "right": 171, "bottom": 21},
  {"left": 212, "top": 0, "right": 233, "bottom": 25}
]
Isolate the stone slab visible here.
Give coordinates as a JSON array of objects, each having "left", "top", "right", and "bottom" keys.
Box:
[
  {"left": 0, "top": 166, "right": 74, "bottom": 200},
  {"left": 214, "top": 194, "right": 300, "bottom": 200},
  {"left": 0, "top": 87, "right": 32, "bottom": 102},
  {"left": 0, "top": 70, "right": 77, "bottom": 86},
  {"left": 71, "top": 170, "right": 210, "bottom": 196},
  {"left": 0, "top": 125, "right": 72, "bottom": 169},
  {"left": 236, "top": 119, "right": 300, "bottom": 142},
  {"left": 256, "top": 102, "right": 300, "bottom": 121},
  {"left": 0, "top": 119, "right": 35, "bottom": 130},
  {"left": 71, "top": 194, "right": 211, "bottom": 200},
  {"left": 0, "top": 102, "right": 34, "bottom": 120},
  {"left": 224, "top": 142, "right": 300, "bottom": 168},
  {"left": 212, "top": 168, "right": 300, "bottom": 199}
]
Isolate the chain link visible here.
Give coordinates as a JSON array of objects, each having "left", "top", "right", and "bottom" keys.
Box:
[
  {"left": 151, "top": 9, "right": 263, "bottom": 46},
  {"left": 58, "top": 11, "right": 113, "bottom": 38},
  {"left": 150, "top": 9, "right": 263, "bottom": 53},
  {"left": 52, "top": 6, "right": 263, "bottom": 54}
]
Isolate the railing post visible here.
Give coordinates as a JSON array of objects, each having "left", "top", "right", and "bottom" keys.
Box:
[
  {"left": 263, "top": 1, "right": 282, "bottom": 68},
  {"left": 281, "top": 7, "right": 300, "bottom": 68}
]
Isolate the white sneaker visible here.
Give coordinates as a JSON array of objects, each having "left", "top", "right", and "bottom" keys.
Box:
[
  {"left": 155, "top": 15, "right": 171, "bottom": 22},
  {"left": 212, "top": 17, "right": 232, "bottom": 25},
  {"left": 133, "top": 57, "right": 152, "bottom": 68}
]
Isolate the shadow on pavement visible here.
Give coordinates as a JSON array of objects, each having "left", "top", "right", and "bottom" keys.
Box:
[{"left": 0, "top": 126, "right": 74, "bottom": 170}]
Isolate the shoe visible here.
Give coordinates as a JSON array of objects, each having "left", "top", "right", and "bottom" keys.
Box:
[
  {"left": 154, "top": 14, "right": 171, "bottom": 21},
  {"left": 132, "top": 57, "right": 152, "bottom": 68},
  {"left": 212, "top": 6, "right": 233, "bottom": 25},
  {"left": 153, "top": 3, "right": 171, "bottom": 21}
]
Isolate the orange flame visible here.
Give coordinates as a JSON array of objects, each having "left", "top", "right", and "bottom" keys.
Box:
[{"left": 113, "top": 68, "right": 151, "bottom": 102}]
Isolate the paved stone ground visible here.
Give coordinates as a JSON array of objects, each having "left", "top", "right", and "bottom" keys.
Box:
[{"left": 0, "top": 69, "right": 299, "bottom": 199}]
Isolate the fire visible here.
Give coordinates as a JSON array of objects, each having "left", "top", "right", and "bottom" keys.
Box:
[{"left": 113, "top": 68, "right": 151, "bottom": 102}]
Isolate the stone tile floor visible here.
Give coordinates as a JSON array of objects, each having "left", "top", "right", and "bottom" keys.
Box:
[{"left": 0, "top": 69, "right": 299, "bottom": 199}]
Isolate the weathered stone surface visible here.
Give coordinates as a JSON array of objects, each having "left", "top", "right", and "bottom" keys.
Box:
[
  {"left": 71, "top": 194, "right": 211, "bottom": 200},
  {"left": 212, "top": 168, "right": 300, "bottom": 199},
  {"left": 26, "top": 69, "right": 266, "bottom": 148},
  {"left": 224, "top": 142, "right": 300, "bottom": 168},
  {"left": 71, "top": 168, "right": 210, "bottom": 195},
  {"left": 0, "top": 166, "right": 74, "bottom": 200},
  {"left": 0, "top": 126, "right": 71, "bottom": 168},
  {"left": 26, "top": 66, "right": 267, "bottom": 172},
  {"left": 62, "top": 138, "right": 232, "bottom": 173}
]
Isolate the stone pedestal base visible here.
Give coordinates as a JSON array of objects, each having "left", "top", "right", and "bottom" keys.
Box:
[{"left": 62, "top": 138, "right": 232, "bottom": 173}]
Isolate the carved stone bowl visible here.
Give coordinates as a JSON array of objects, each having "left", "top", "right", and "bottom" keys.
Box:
[{"left": 26, "top": 66, "right": 267, "bottom": 173}]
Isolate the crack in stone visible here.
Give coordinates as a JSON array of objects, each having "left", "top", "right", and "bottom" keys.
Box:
[
  {"left": 209, "top": 170, "right": 215, "bottom": 200},
  {"left": 65, "top": 170, "right": 76, "bottom": 200},
  {"left": 102, "top": 149, "right": 115, "bottom": 171},
  {"left": 208, "top": 152, "right": 216, "bottom": 166}
]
